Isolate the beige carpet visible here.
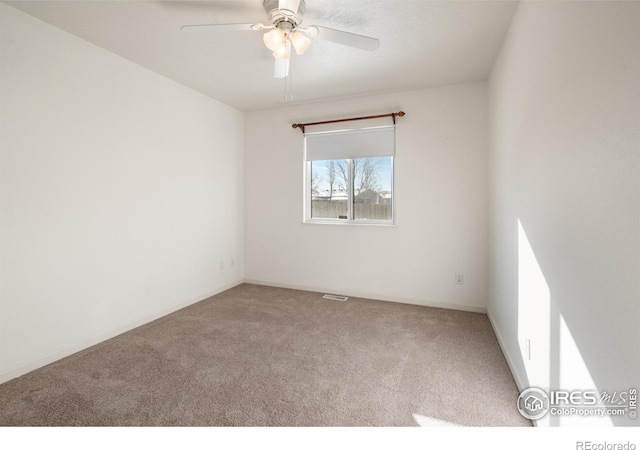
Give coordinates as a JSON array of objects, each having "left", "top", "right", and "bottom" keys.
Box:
[{"left": 0, "top": 284, "right": 530, "bottom": 426}]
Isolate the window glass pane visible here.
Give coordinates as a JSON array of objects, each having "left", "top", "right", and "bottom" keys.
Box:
[
  {"left": 353, "top": 157, "right": 393, "bottom": 221},
  {"left": 311, "top": 159, "right": 349, "bottom": 220}
]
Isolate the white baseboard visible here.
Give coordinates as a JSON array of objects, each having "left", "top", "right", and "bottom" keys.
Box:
[
  {"left": 487, "top": 310, "right": 540, "bottom": 426},
  {"left": 487, "top": 309, "right": 528, "bottom": 392},
  {"left": 243, "top": 278, "right": 487, "bottom": 314},
  {"left": 0, "top": 279, "right": 243, "bottom": 385}
]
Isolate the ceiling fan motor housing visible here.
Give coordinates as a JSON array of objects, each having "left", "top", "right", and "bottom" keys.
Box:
[{"left": 264, "top": 0, "right": 306, "bottom": 28}]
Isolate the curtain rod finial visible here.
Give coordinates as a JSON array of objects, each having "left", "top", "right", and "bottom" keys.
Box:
[
  {"left": 397, "top": 111, "right": 405, "bottom": 117},
  {"left": 292, "top": 123, "right": 305, "bottom": 133}
]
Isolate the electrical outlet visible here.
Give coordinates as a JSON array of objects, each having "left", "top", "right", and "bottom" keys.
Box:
[
  {"left": 455, "top": 273, "right": 464, "bottom": 285},
  {"left": 219, "top": 260, "right": 225, "bottom": 271},
  {"left": 230, "top": 258, "right": 235, "bottom": 268}
]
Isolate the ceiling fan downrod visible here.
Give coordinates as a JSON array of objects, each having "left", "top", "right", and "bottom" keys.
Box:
[{"left": 264, "top": 0, "right": 306, "bottom": 29}]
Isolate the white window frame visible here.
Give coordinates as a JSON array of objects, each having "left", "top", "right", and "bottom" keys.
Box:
[{"left": 303, "top": 126, "right": 396, "bottom": 226}]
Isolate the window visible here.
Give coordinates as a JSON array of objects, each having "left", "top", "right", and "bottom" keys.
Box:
[{"left": 304, "top": 126, "right": 395, "bottom": 224}]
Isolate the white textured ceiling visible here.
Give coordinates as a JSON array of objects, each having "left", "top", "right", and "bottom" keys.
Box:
[{"left": 5, "top": 0, "right": 518, "bottom": 111}]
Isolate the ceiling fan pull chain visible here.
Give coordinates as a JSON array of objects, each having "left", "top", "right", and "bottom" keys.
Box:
[{"left": 284, "top": 42, "right": 293, "bottom": 102}]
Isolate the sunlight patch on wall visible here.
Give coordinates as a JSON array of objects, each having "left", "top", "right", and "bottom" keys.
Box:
[
  {"left": 517, "top": 219, "right": 551, "bottom": 393},
  {"left": 558, "top": 315, "right": 613, "bottom": 426}
]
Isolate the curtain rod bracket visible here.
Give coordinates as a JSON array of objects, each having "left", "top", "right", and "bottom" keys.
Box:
[
  {"left": 292, "top": 111, "right": 405, "bottom": 134},
  {"left": 392, "top": 111, "right": 405, "bottom": 124}
]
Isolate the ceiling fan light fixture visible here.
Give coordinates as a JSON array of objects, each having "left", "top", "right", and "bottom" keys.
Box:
[
  {"left": 290, "top": 31, "right": 311, "bottom": 55},
  {"left": 263, "top": 28, "right": 285, "bottom": 52},
  {"left": 272, "top": 39, "right": 291, "bottom": 60}
]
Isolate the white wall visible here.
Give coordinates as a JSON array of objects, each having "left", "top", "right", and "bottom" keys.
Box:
[
  {"left": 488, "top": 1, "right": 640, "bottom": 426},
  {"left": 0, "top": 4, "right": 244, "bottom": 383},
  {"left": 244, "top": 83, "right": 489, "bottom": 312}
]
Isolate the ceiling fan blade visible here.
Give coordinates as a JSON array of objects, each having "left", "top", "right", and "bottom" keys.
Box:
[
  {"left": 181, "top": 23, "right": 265, "bottom": 33},
  {"left": 307, "top": 26, "right": 380, "bottom": 52},
  {"left": 274, "top": 57, "right": 289, "bottom": 79}
]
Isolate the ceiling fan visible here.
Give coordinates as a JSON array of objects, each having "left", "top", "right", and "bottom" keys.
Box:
[{"left": 181, "top": 0, "right": 380, "bottom": 79}]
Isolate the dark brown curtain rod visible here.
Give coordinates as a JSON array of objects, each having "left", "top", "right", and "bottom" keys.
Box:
[{"left": 292, "top": 111, "right": 405, "bottom": 133}]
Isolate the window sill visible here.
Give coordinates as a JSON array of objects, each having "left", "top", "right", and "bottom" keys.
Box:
[{"left": 302, "top": 220, "right": 397, "bottom": 227}]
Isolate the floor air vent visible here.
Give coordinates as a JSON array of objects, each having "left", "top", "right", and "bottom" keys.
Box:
[{"left": 322, "top": 294, "right": 348, "bottom": 302}]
